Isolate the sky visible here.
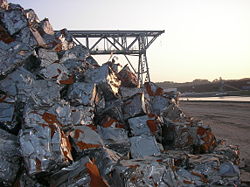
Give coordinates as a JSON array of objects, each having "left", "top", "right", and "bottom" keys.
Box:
[{"left": 9, "top": 0, "right": 250, "bottom": 83}]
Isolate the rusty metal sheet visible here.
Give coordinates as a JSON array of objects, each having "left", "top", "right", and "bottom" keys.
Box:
[
  {"left": 118, "top": 65, "right": 138, "bottom": 88},
  {"left": 19, "top": 123, "right": 72, "bottom": 175},
  {"left": 70, "top": 125, "right": 104, "bottom": 153}
]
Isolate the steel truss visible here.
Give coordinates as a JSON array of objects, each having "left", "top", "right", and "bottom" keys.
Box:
[{"left": 67, "top": 30, "right": 164, "bottom": 85}]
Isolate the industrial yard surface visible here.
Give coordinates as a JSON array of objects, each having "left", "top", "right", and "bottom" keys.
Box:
[{"left": 180, "top": 101, "right": 250, "bottom": 184}]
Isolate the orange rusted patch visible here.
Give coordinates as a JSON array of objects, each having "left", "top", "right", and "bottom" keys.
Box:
[
  {"left": 128, "top": 164, "right": 140, "bottom": 169},
  {"left": 86, "top": 124, "right": 97, "bottom": 131},
  {"left": 147, "top": 113, "right": 156, "bottom": 118},
  {"left": 85, "top": 161, "right": 109, "bottom": 187},
  {"left": 42, "top": 112, "right": 60, "bottom": 125},
  {"left": 76, "top": 141, "right": 102, "bottom": 150},
  {"left": 147, "top": 120, "right": 158, "bottom": 133},
  {"left": 115, "top": 123, "right": 126, "bottom": 129},
  {"left": 191, "top": 171, "right": 208, "bottom": 183},
  {"left": 0, "top": 25, "right": 14, "bottom": 44},
  {"left": 35, "top": 158, "right": 42, "bottom": 172},
  {"left": 197, "top": 127, "right": 206, "bottom": 136},
  {"left": 144, "top": 82, "right": 164, "bottom": 96},
  {"left": 74, "top": 129, "right": 84, "bottom": 139},
  {"left": 102, "top": 118, "right": 117, "bottom": 128},
  {"left": 59, "top": 74, "right": 75, "bottom": 85},
  {"left": 156, "top": 159, "right": 163, "bottom": 162},
  {"left": 0, "top": 95, "right": 7, "bottom": 103},
  {"left": 183, "top": 180, "right": 193, "bottom": 184}
]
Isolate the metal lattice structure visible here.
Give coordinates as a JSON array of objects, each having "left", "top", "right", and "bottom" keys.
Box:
[{"left": 68, "top": 30, "right": 164, "bottom": 85}]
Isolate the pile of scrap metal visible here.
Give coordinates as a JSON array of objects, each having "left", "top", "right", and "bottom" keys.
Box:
[{"left": 0, "top": 1, "right": 241, "bottom": 186}]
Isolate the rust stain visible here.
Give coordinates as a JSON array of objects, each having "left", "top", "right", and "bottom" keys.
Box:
[
  {"left": 0, "top": 25, "right": 14, "bottom": 44},
  {"left": 128, "top": 164, "right": 140, "bottom": 169},
  {"left": 144, "top": 82, "right": 164, "bottom": 96},
  {"left": 76, "top": 141, "right": 102, "bottom": 150},
  {"left": 59, "top": 74, "right": 75, "bottom": 85},
  {"left": 42, "top": 112, "right": 60, "bottom": 125},
  {"left": 0, "top": 94, "right": 7, "bottom": 103},
  {"left": 74, "top": 129, "right": 84, "bottom": 139},
  {"left": 183, "top": 180, "right": 193, "bottom": 184},
  {"left": 85, "top": 160, "right": 109, "bottom": 187},
  {"left": 35, "top": 158, "right": 42, "bottom": 172},
  {"left": 115, "top": 123, "right": 126, "bottom": 129},
  {"left": 156, "top": 159, "right": 163, "bottom": 162},
  {"left": 102, "top": 118, "right": 117, "bottom": 128},
  {"left": 86, "top": 124, "right": 97, "bottom": 131},
  {"left": 191, "top": 171, "right": 208, "bottom": 183},
  {"left": 147, "top": 120, "right": 158, "bottom": 133}
]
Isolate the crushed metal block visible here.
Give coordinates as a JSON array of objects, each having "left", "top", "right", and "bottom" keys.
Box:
[
  {"left": 118, "top": 65, "right": 138, "bottom": 88},
  {"left": 0, "top": 67, "right": 35, "bottom": 102},
  {"left": 97, "top": 125, "right": 128, "bottom": 145},
  {"left": 0, "top": 42, "right": 33, "bottom": 76},
  {"left": 129, "top": 135, "right": 160, "bottom": 158},
  {"left": 30, "top": 80, "right": 61, "bottom": 107},
  {"left": 123, "top": 93, "right": 150, "bottom": 120},
  {"left": 71, "top": 106, "right": 95, "bottom": 126},
  {"left": 119, "top": 86, "right": 143, "bottom": 99},
  {"left": 0, "top": 94, "right": 18, "bottom": 132},
  {"left": 128, "top": 115, "right": 153, "bottom": 136},
  {"left": 84, "top": 147, "right": 121, "bottom": 179},
  {"left": 38, "top": 48, "right": 58, "bottom": 67},
  {"left": 0, "top": 129, "right": 21, "bottom": 186},
  {"left": 219, "top": 161, "right": 240, "bottom": 177},
  {"left": 99, "top": 99, "right": 123, "bottom": 122},
  {"left": 49, "top": 156, "right": 91, "bottom": 187},
  {"left": 161, "top": 103, "right": 186, "bottom": 121},
  {"left": 19, "top": 123, "right": 72, "bottom": 175},
  {"left": 0, "top": 7, "right": 27, "bottom": 35},
  {"left": 60, "top": 45, "right": 89, "bottom": 63},
  {"left": 149, "top": 95, "right": 170, "bottom": 115},
  {"left": 67, "top": 82, "right": 100, "bottom": 107},
  {"left": 15, "top": 26, "right": 38, "bottom": 47},
  {"left": 84, "top": 64, "right": 121, "bottom": 100},
  {"left": 110, "top": 158, "right": 183, "bottom": 187},
  {"left": 70, "top": 125, "right": 104, "bottom": 153}
]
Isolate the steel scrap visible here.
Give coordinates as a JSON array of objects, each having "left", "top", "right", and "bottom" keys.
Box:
[{"left": 0, "top": 1, "right": 242, "bottom": 186}]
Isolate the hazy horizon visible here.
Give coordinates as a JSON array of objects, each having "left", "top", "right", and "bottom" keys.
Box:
[{"left": 9, "top": 0, "right": 250, "bottom": 83}]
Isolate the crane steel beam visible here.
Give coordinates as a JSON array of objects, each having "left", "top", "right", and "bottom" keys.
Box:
[{"left": 65, "top": 30, "right": 164, "bottom": 85}]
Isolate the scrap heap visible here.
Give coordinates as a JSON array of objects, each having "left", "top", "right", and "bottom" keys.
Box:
[{"left": 0, "top": 1, "right": 241, "bottom": 186}]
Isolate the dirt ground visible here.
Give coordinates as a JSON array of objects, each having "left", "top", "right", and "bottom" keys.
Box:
[{"left": 179, "top": 101, "right": 250, "bottom": 183}]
